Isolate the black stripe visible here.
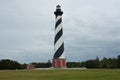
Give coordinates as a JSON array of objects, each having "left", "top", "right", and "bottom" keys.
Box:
[
  {"left": 54, "top": 43, "right": 64, "bottom": 59},
  {"left": 55, "top": 18, "right": 62, "bottom": 29},
  {"left": 54, "top": 28, "right": 63, "bottom": 45}
]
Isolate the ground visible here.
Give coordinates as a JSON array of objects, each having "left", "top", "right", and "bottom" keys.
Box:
[{"left": 0, "top": 69, "right": 120, "bottom": 80}]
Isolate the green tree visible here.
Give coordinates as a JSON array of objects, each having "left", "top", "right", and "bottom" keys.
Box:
[
  {"left": 67, "top": 62, "right": 81, "bottom": 68},
  {"left": 117, "top": 55, "right": 120, "bottom": 68},
  {"left": 0, "top": 59, "right": 22, "bottom": 70},
  {"left": 83, "top": 57, "right": 100, "bottom": 69},
  {"left": 100, "top": 57, "right": 108, "bottom": 68}
]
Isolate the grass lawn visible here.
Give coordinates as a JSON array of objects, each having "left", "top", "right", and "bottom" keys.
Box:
[{"left": 0, "top": 69, "right": 120, "bottom": 80}]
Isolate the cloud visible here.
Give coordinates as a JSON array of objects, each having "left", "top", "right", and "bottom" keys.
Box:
[{"left": 0, "top": 0, "right": 120, "bottom": 63}]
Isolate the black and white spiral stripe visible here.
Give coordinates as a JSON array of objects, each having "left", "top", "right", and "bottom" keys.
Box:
[{"left": 54, "top": 15, "right": 65, "bottom": 59}]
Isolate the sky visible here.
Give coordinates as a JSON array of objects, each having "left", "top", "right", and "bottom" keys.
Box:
[{"left": 0, "top": 0, "right": 120, "bottom": 63}]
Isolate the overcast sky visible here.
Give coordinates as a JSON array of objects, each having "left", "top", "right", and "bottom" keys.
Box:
[{"left": 0, "top": 0, "right": 120, "bottom": 63}]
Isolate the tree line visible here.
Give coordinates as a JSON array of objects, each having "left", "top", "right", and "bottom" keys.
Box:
[
  {"left": 0, "top": 55, "right": 119, "bottom": 70},
  {"left": 67, "top": 55, "right": 120, "bottom": 69},
  {"left": 0, "top": 59, "right": 51, "bottom": 70},
  {"left": 0, "top": 59, "right": 26, "bottom": 70}
]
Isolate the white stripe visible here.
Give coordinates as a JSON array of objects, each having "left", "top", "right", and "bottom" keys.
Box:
[
  {"left": 59, "top": 52, "right": 65, "bottom": 59},
  {"left": 55, "top": 23, "right": 62, "bottom": 34},
  {"left": 54, "top": 35, "right": 64, "bottom": 52},
  {"left": 56, "top": 16, "right": 62, "bottom": 22}
]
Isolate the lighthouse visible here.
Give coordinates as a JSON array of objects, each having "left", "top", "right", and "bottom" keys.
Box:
[{"left": 52, "top": 5, "right": 66, "bottom": 68}]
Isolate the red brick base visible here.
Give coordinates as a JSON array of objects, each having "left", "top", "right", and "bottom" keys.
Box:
[{"left": 52, "top": 59, "right": 66, "bottom": 68}]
